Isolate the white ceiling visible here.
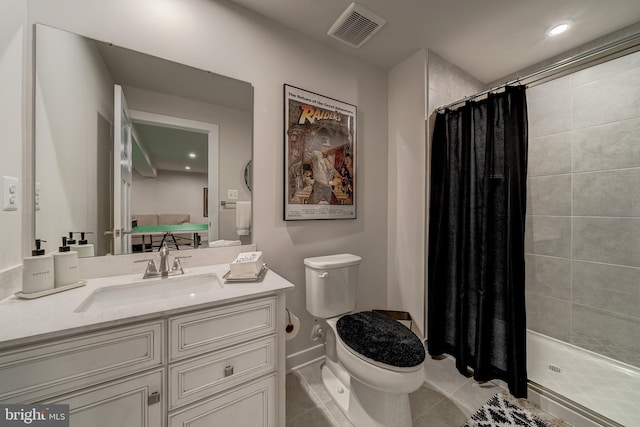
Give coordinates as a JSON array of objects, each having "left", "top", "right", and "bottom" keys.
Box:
[
  {"left": 229, "top": 0, "right": 640, "bottom": 83},
  {"left": 132, "top": 122, "right": 208, "bottom": 175}
]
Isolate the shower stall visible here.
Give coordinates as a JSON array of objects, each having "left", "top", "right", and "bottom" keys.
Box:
[{"left": 524, "top": 44, "right": 640, "bottom": 427}]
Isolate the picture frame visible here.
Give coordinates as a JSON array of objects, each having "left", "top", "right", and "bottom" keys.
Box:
[{"left": 284, "top": 84, "right": 357, "bottom": 220}]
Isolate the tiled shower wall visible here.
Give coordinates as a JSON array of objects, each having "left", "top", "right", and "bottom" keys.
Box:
[{"left": 525, "top": 50, "right": 640, "bottom": 368}]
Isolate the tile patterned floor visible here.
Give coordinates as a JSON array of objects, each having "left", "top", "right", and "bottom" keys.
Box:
[{"left": 286, "top": 356, "right": 509, "bottom": 427}]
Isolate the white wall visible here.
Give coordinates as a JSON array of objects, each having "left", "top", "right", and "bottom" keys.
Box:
[
  {"left": 387, "top": 49, "right": 428, "bottom": 336},
  {"left": 0, "top": 0, "right": 26, "bottom": 274},
  {"left": 34, "top": 24, "right": 114, "bottom": 253},
  {"left": 132, "top": 170, "right": 208, "bottom": 225},
  {"left": 25, "top": 0, "right": 389, "bottom": 358}
]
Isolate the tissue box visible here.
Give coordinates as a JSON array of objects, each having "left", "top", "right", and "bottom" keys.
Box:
[{"left": 230, "top": 251, "right": 264, "bottom": 277}]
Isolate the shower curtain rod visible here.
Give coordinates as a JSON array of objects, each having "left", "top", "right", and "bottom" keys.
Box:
[{"left": 437, "top": 31, "right": 640, "bottom": 113}]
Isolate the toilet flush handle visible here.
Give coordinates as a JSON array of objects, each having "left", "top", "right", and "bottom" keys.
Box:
[{"left": 318, "top": 272, "right": 329, "bottom": 278}]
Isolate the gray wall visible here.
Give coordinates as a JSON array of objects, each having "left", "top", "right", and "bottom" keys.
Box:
[{"left": 525, "top": 49, "right": 640, "bottom": 367}]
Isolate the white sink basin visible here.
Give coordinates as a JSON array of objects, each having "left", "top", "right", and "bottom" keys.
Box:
[{"left": 75, "top": 273, "right": 222, "bottom": 313}]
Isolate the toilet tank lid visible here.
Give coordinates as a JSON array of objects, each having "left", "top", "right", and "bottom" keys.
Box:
[{"left": 304, "top": 254, "right": 361, "bottom": 269}]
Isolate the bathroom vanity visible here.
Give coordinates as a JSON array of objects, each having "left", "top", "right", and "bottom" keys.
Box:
[{"left": 0, "top": 263, "right": 293, "bottom": 426}]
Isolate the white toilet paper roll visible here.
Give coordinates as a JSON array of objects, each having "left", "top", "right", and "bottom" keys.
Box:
[{"left": 285, "top": 310, "right": 300, "bottom": 341}]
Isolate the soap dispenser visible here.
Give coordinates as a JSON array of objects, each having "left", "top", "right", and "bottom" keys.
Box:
[
  {"left": 70, "top": 232, "right": 95, "bottom": 258},
  {"left": 53, "top": 237, "right": 79, "bottom": 288},
  {"left": 22, "top": 239, "right": 54, "bottom": 294}
]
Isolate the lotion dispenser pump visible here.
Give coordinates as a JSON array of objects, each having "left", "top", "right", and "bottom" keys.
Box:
[
  {"left": 66, "top": 231, "right": 76, "bottom": 245},
  {"left": 70, "top": 232, "right": 95, "bottom": 258},
  {"left": 22, "top": 239, "right": 54, "bottom": 294},
  {"left": 53, "top": 236, "right": 79, "bottom": 288}
]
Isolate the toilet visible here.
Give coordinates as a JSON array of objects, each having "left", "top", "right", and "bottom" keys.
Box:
[{"left": 304, "top": 254, "right": 426, "bottom": 427}]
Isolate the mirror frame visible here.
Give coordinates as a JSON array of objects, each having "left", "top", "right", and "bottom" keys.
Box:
[{"left": 30, "top": 23, "right": 254, "bottom": 257}]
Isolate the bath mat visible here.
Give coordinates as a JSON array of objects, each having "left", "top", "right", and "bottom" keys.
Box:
[{"left": 462, "top": 392, "right": 567, "bottom": 427}]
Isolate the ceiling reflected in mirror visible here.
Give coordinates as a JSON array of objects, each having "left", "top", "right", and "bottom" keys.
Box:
[{"left": 132, "top": 123, "right": 208, "bottom": 176}]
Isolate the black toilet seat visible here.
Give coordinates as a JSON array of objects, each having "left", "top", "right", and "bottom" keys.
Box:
[{"left": 336, "top": 311, "right": 426, "bottom": 368}]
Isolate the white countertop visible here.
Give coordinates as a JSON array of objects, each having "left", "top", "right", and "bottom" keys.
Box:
[{"left": 0, "top": 264, "right": 294, "bottom": 349}]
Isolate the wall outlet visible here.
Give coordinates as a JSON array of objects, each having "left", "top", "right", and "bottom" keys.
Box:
[
  {"left": 227, "top": 189, "right": 239, "bottom": 200},
  {"left": 2, "top": 176, "right": 18, "bottom": 211}
]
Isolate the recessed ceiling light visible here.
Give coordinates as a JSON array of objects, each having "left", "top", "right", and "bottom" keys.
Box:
[
  {"left": 188, "top": 153, "right": 196, "bottom": 158},
  {"left": 548, "top": 22, "right": 571, "bottom": 37},
  {"left": 185, "top": 166, "right": 191, "bottom": 170}
]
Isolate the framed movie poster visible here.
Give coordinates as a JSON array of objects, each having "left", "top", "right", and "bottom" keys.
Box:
[{"left": 284, "top": 84, "right": 357, "bottom": 220}]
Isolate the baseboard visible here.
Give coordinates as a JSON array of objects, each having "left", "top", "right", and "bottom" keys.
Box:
[{"left": 286, "top": 343, "right": 325, "bottom": 373}]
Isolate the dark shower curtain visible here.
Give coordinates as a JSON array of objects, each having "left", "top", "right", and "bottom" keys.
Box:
[{"left": 427, "top": 86, "right": 528, "bottom": 397}]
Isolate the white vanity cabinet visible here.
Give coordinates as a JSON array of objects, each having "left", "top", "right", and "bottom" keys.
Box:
[
  {"left": 0, "top": 293, "right": 286, "bottom": 427},
  {"left": 167, "top": 296, "right": 279, "bottom": 426}
]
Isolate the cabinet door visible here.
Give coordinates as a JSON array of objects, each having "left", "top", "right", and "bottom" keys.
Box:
[
  {"left": 168, "top": 374, "right": 275, "bottom": 427},
  {"left": 43, "top": 369, "right": 164, "bottom": 427},
  {"left": 0, "top": 321, "right": 163, "bottom": 403}
]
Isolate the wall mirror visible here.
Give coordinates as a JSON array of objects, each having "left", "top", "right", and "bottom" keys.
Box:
[{"left": 34, "top": 24, "right": 253, "bottom": 256}]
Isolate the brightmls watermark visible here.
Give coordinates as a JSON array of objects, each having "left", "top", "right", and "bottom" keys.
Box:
[{"left": 0, "top": 405, "right": 69, "bottom": 426}]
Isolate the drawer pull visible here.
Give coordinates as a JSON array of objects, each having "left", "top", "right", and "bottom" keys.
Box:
[
  {"left": 224, "top": 365, "right": 234, "bottom": 377},
  {"left": 148, "top": 391, "right": 161, "bottom": 405}
]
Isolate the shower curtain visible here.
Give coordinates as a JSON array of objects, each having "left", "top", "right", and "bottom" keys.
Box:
[{"left": 427, "top": 86, "right": 528, "bottom": 397}]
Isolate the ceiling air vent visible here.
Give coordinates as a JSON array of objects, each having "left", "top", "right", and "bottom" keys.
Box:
[{"left": 328, "top": 2, "right": 386, "bottom": 48}]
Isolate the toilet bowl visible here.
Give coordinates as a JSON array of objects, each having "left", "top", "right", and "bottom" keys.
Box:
[
  {"left": 327, "top": 316, "right": 425, "bottom": 392},
  {"left": 321, "top": 315, "right": 425, "bottom": 427},
  {"left": 304, "top": 254, "right": 426, "bottom": 427}
]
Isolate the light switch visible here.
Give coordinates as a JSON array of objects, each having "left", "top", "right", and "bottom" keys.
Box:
[
  {"left": 2, "top": 176, "right": 19, "bottom": 211},
  {"left": 227, "top": 189, "right": 239, "bottom": 200}
]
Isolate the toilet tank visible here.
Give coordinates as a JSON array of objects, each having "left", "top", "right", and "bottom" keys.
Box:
[{"left": 304, "top": 254, "right": 361, "bottom": 318}]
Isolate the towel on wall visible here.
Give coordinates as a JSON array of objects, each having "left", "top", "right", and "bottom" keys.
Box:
[{"left": 236, "top": 201, "right": 251, "bottom": 235}]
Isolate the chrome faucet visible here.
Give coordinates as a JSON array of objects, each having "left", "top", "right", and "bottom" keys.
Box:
[
  {"left": 135, "top": 243, "right": 190, "bottom": 278},
  {"left": 158, "top": 243, "right": 171, "bottom": 275}
]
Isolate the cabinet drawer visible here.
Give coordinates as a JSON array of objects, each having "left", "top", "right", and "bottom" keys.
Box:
[
  {"left": 169, "top": 335, "right": 276, "bottom": 409},
  {"left": 168, "top": 374, "right": 276, "bottom": 427},
  {"left": 0, "top": 321, "right": 163, "bottom": 403},
  {"left": 43, "top": 368, "right": 164, "bottom": 427},
  {"left": 169, "top": 297, "right": 276, "bottom": 361}
]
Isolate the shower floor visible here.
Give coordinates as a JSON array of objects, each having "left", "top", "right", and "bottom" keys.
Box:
[{"left": 528, "top": 330, "right": 640, "bottom": 427}]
